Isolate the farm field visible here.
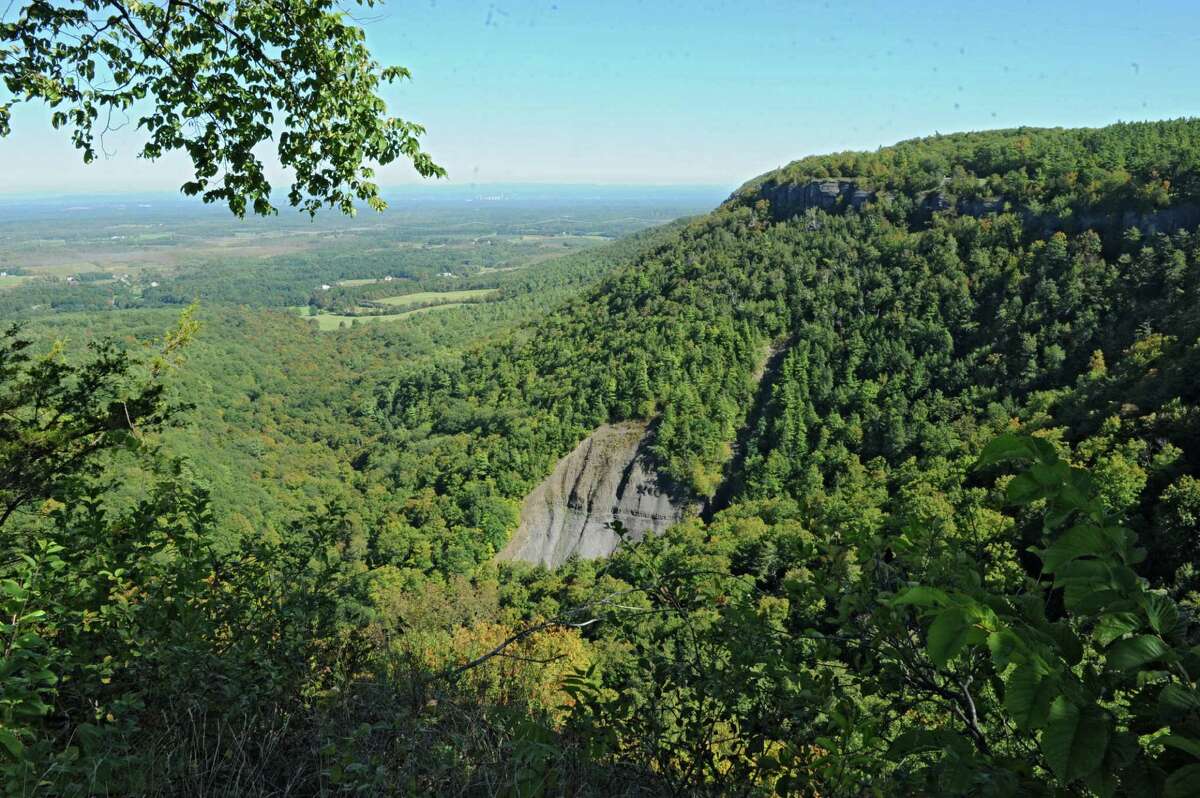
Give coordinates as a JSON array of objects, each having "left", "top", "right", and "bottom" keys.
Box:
[
  {"left": 305, "top": 301, "right": 472, "bottom": 330},
  {"left": 0, "top": 275, "right": 33, "bottom": 290},
  {"left": 373, "top": 288, "right": 496, "bottom": 308},
  {"left": 0, "top": 192, "right": 723, "bottom": 321},
  {"left": 0, "top": 192, "right": 711, "bottom": 289}
]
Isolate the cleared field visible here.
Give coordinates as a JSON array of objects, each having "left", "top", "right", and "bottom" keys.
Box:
[
  {"left": 396, "top": 302, "right": 467, "bottom": 317},
  {"left": 306, "top": 302, "right": 469, "bottom": 331},
  {"left": 374, "top": 288, "right": 496, "bottom": 308},
  {"left": 0, "top": 275, "right": 34, "bottom": 291},
  {"left": 308, "top": 313, "right": 400, "bottom": 331},
  {"left": 336, "top": 277, "right": 391, "bottom": 287}
]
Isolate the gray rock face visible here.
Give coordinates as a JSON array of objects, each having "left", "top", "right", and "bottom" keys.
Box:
[
  {"left": 922, "top": 191, "right": 955, "bottom": 212},
  {"left": 849, "top": 188, "right": 874, "bottom": 209},
  {"left": 757, "top": 179, "right": 875, "bottom": 217},
  {"left": 498, "top": 422, "right": 700, "bottom": 568}
]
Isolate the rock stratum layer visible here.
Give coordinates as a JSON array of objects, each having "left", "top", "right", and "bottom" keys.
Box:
[{"left": 498, "top": 421, "right": 700, "bottom": 568}]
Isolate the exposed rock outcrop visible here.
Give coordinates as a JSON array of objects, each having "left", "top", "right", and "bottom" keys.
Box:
[
  {"left": 745, "top": 178, "right": 1200, "bottom": 241},
  {"left": 754, "top": 179, "right": 876, "bottom": 217},
  {"left": 498, "top": 422, "right": 700, "bottom": 568}
]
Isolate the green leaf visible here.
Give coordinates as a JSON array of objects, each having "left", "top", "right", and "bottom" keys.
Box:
[
  {"left": 927, "top": 607, "right": 971, "bottom": 668},
  {"left": 1054, "top": 560, "right": 1117, "bottom": 609},
  {"left": 1044, "top": 504, "right": 1077, "bottom": 531},
  {"left": 0, "top": 728, "right": 23, "bottom": 759},
  {"left": 1159, "top": 684, "right": 1200, "bottom": 719},
  {"left": 887, "top": 729, "right": 949, "bottom": 758},
  {"left": 1041, "top": 698, "right": 1109, "bottom": 783},
  {"left": 1030, "top": 437, "right": 1061, "bottom": 462},
  {"left": 1051, "top": 624, "right": 1089, "bottom": 667},
  {"left": 977, "top": 434, "right": 1042, "bottom": 468},
  {"left": 1066, "top": 588, "right": 1124, "bottom": 616},
  {"left": 986, "top": 630, "right": 1019, "bottom": 668},
  {"left": 1161, "top": 735, "right": 1200, "bottom": 759},
  {"left": 1105, "top": 635, "right": 1171, "bottom": 671},
  {"left": 1031, "top": 460, "right": 1070, "bottom": 486},
  {"left": 1144, "top": 593, "right": 1180, "bottom": 635},
  {"left": 1006, "top": 472, "right": 1044, "bottom": 504},
  {"left": 1094, "top": 612, "right": 1142, "bottom": 647},
  {"left": 1166, "top": 764, "right": 1200, "bottom": 798},
  {"left": 1105, "top": 731, "right": 1140, "bottom": 772},
  {"left": 890, "top": 586, "right": 950, "bottom": 608},
  {"left": 1039, "top": 524, "right": 1111, "bottom": 573},
  {"left": 1004, "top": 664, "right": 1057, "bottom": 729}
]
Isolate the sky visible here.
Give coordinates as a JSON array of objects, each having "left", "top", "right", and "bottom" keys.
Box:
[{"left": 2, "top": 0, "right": 1199, "bottom": 196}]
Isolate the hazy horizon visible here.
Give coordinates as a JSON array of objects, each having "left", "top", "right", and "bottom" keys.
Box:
[{"left": 3, "top": 0, "right": 1199, "bottom": 196}]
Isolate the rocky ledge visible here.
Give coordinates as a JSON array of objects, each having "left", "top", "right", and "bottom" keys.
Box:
[{"left": 753, "top": 179, "right": 876, "bottom": 216}]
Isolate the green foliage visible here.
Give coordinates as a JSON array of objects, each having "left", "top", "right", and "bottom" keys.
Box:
[
  {"left": 0, "top": 207, "right": 669, "bottom": 319},
  {"left": 0, "top": 310, "right": 194, "bottom": 530},
  {"left": 738, "top": 118, "right": 1200, "bottom": 220},
  {"left": 6, "top": 119, "right": 1200, "bottom": 794},
  {"left": 489, "top": 432, "right": 1199, "bottom": 796},
  {"left": 1, "top": 0, "right": 442, "bottom": 215},
  {"left": 882, "top": 435, "right": 1199, "bottom": 793}
]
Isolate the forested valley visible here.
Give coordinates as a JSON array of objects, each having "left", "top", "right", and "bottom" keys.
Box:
[{"left": 5, "top": 120, "right": 1200, "bottom": 796}]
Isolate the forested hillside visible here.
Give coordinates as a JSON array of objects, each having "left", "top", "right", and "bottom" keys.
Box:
[
  {"left": 7, "top": 219, "right": 684, "bottom": 553},
  {"left": 362, "top": 121, "right": 1200, "bottom": 578},
  {"left": 5, "top": 120, "right": 1200, "bottom": 795}
]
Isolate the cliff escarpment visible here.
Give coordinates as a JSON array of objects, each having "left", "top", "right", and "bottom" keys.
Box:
[
  {"left": 739, "top": 177, "right": 1200, "bottom": 238},
  {"left": 498, "top": 421, "right": 701, "bottom": 568},
  {"left": 732, "top": 123, "right": 1200, "bottom": 242}
]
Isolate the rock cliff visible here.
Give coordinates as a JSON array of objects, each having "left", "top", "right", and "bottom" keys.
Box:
[
  {"left": 753, "top": 179, "right": 876, "bottom": 217},
  {"left": 744, "top": 178, "right": 1200, "bottom": 239},
  {"left": 498, "top": 421, "right": 700, "bottom": 568}
]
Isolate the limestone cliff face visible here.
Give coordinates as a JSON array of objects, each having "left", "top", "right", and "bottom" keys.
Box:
[{"left": 498, "top": 421, "right": 700, "bottom": 568}]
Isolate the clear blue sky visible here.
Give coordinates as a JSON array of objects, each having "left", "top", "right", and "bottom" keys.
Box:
[{"left": 2, "top": 0, "right": 1199, "bottom": 195}]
